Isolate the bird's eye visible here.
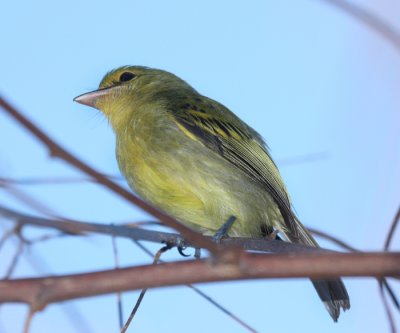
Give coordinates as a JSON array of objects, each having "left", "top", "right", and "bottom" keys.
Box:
[{"left": 119, "top": 72, "right": 136, "bottom": 82}]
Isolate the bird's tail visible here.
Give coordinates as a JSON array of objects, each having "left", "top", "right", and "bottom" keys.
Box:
[{"left": 281, "top": 216, "right": 350, "bottom": 321}]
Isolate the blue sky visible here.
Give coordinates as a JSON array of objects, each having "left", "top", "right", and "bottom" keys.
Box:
[{"left": 1, "top": 1, "right": 399, "bottom": 332}]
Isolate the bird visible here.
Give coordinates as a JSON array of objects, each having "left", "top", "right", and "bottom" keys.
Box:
[{"left": 74, "top": 65, "right": 350, "bottom": 321}]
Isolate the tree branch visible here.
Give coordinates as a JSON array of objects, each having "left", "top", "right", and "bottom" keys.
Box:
[
  {"left": 0, "top": 252, "right": 399, "bottom": 311},
  {"left": 0, "top": 204, "right": 334, "bottom": 254}
]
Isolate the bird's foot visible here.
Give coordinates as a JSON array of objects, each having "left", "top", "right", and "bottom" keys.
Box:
[{"left": 176, "top": 238, "right": 191, "bottom": 257}]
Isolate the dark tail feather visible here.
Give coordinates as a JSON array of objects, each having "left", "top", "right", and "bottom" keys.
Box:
[
  {"left": 312, "top": 279, "right": 350, "bottom": 321},
  {"left": 281, "top": 215, "right": 351, "bottom": 321}
]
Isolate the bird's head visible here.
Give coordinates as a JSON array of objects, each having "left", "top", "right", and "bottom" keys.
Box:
[{"left": 74, "top": 66, "right": 194, "bottom": 129}]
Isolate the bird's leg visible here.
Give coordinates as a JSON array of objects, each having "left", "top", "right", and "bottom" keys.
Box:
[
  {"left": 266, "top": 229, "right": 278, "bottom": 240},
  {"left": 176, "top": 240, "right": 201, "bottom": 258},
  {"left": 212, "top": 215, "right": 237, "bottom": 243},
  {"left": 194, "top": 248, "right": 202, "bottom": 259},
  {"left": 264, "top": 229, "right": 283, "bottom": 241}
]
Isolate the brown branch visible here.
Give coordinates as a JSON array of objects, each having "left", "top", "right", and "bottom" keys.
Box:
[
  {"left": 0, "top": 204, "right": 334, "bottom": 254},
  {"left": 0, "top": 252, "right": 399, "bottom": 311},
  {"left": 320, "top": 0, "right": 400, "bottom": 52},
  {"left": 0, "top": 95, "right": 219, "bottom": 255}
]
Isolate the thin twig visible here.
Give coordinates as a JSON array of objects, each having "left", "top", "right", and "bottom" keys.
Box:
[
  {"left": 320, "top": 0, "right": 400, "bottom": 52},
  {"left": 4, "top": 238, "right": 24, "bottom": 279},
  {"left": 0, "top": 205, "right": 335, "bottom": 255},
  {"left": 308, "top": 227, "right": 359, "bottom": 252},
  {"left": 111, "top": 235, "right": 124, "bottom": 330},
  {"left": 0, "top": 225, "right": 19, "bottom": 251},
  {"left": 22, "top": 244, "right": 96, "bottom": 333},
  {"left": 185, "top": 285, "right": 259, "bottom": 333},
  {"left": 385, "top": 205, "right": 400, "bottom": 251},
  {"left": 311, "top": 226, "right": 400, "bottom": 319},
  {"left": 380, "top": 205, "right": 400, "bottom": 332},
  {"left": 131, "top": 239, "right": 259, "bottom": 333},
  {"left": 378, "top": 280, "right": 397, "bottom": 333},
  {"left": 381, "top": 279, "right": 400, "bottom": 311},
  {"left": 0, "top": 189, "right": 95, "bottom": 332},
  {"left": 120, "top": 245, "right": 171, "bottom": 333}
]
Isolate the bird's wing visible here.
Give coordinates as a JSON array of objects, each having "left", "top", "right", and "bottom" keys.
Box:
[{"left": 168, "top": 97, "right": 300, "bottom": 239}]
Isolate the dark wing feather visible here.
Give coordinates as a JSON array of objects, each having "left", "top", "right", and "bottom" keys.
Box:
[{"left": 169, "top": 97, "right": 301, "bottom": 240}]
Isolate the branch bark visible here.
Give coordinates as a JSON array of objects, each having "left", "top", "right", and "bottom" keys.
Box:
[
  {"left": 1, "top": 252, "right": 399, "bottom": 311},
  {"left": 0, "top": 204, "right": 333, "bottom": 254}
]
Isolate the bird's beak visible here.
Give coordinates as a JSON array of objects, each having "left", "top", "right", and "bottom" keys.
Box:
[{"left": 73, "top": 86, "right": 114, "bottom": 109}]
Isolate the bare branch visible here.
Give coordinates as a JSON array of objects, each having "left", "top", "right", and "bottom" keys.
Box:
[
  {"left": 3, "top": 239, "right": 24, "bottom": 279},
  {"left": 382, "top": 279, "right": 400, "bottom": 311},
  {"left": 19, "top": 243, "right": 96, "bottom": 333},
  {"left": 0, "top": 252, "right": 398, "bottom": 310},
  {"left": 308, "top": 227, "right": 358, "bottom": 252},
  {"left": 111, "top": 236, "right": 124, "bottom": 330},
  {"left": 131, "top": 239, "right": 259, "bottom": 333},
  {"left": 378, "top": 280, "right": 397, "bottom": 333},
  {"left": 0, "top": 205, "right": 334, "bottom": 254},
  {"left": 0, "top": 96, "right": 219, "bottom": 255},
  {"left": 185, "top": 284, "right": 259, "bottom": 333},
  {"left": 320, "top": 0, "right": 400, "bottom": 52},
  {"left": 139, "top": 238, "right": 257, "bottom": 329},
  {"left": 120, "top": 245, "right": 170, "bottom": 333}
]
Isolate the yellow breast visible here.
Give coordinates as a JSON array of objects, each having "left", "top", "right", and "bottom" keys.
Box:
[{"left": 114, "top": 106, "right": 282, "bottom": 237}]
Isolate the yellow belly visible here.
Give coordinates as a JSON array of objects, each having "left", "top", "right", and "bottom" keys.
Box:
[{"left": 116, "top": 119, "right": 283, "bottom": 237}]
